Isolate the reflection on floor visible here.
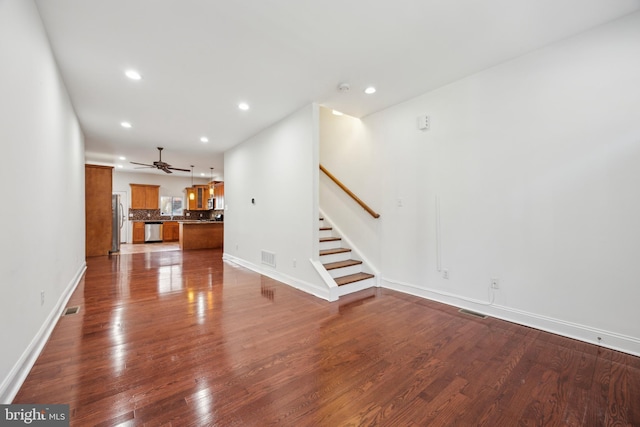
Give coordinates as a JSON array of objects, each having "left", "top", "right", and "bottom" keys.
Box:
[{"left": 118, "top": 242, "right": 180, "bottom": 254}]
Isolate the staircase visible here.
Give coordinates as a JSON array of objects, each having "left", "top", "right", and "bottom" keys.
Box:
[{"left": 319, "top": 217, "right": 376, "bottom": 297}]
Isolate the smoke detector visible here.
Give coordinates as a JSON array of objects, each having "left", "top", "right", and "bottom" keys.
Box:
[{"left": 337, "top": 83, "right": 350, "bottom": 92}]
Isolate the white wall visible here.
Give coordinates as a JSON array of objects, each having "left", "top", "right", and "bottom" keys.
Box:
[
  {"left": 224, "top": 104, "right": 327, "bottom": 298},
  {"left": 0, "top": 0, "right": 86, "bottom": 401},
  {"left": 321, "top": 11, "right": 640, "bottom": 355}
]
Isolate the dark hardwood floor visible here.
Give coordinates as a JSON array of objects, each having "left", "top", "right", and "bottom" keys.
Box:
[{"left": 14, "top": 249, "right": 640, "bottom": 426}]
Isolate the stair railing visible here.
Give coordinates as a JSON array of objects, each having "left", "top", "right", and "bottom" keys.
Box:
[{"left": 319, "top": 164, "right": 380, "bottom": 219}]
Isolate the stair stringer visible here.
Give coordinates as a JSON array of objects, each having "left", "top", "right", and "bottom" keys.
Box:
[
  {"left": 319, "top": 209, "right": 381, "bottom": 289},
  {"left": 310, "top": 259, "right": 340, "bottom": 302}
]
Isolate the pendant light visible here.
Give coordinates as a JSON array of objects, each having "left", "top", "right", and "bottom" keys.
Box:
[
  {"left": 189, "top": 165, "right": 195, "bottom": 200},
  {"left": 209, "top": 167, "right": 214, "bottom": 196}
]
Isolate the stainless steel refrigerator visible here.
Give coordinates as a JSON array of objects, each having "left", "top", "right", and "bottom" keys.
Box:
[{"left": 111, "top": 194, "right": 125, "bottom": 253}]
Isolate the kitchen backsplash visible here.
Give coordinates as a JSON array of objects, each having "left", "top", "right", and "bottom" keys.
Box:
[{"left": 129, "top": 209, "right": 223, "bottom": 221}]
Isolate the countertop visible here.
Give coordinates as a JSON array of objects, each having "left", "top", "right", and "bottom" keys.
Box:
[{"left": 131, "top": 219, "right": 223, "bottom": 223}]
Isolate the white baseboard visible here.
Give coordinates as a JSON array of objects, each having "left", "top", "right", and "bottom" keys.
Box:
[
  {"left": 382, "top": 277, "right": 640, "bottom": 357},
  {"left": 222, "top": 253, "right": 333, "bottom": 301},
  {"left": 0, "top": 262, "right": 87, "bottom": 404}
]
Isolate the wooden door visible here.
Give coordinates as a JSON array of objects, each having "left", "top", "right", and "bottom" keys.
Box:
[{"left": 85, "top": 164, "right": 113, "bottom": 256}]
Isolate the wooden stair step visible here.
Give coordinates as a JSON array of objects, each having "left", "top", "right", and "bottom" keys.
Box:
[
  {"left": 323, "top": 259, "right": 363, "bottom": 270},
  {"left": 320, "top": 248, "right": 351, "bottom": 256},
  {"left": 320, "top": 236, "right": 341, "bottom": 242},
  {"left": 319, "top": 227, "right": 332, "bottom": 231},
  {"left": 335, "top": 272, "right": 375, "bottom": 286}
]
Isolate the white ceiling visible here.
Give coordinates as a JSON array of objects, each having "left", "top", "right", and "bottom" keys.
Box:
[{"left": 35, "top": 0, "right": 640, "bottom": 180}]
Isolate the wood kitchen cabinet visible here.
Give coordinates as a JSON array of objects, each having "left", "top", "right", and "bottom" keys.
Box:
[
  {"left": 186, "top": 185, "right": 209, "bottom": 210},
  {"left": 214, "top": 182, "right": 224, "bottom": 209},
  {"left": 85, "top": 164, "right": 113, "bottom": 256},
  {"left": 163, "top": 221, "right": 179, "bottom": 242},
  {"left": 132, "top": 222, "right": 145, "bottom": 244},
  {"left": 130, "top": 184, "right": 160, "bottom": 209}
]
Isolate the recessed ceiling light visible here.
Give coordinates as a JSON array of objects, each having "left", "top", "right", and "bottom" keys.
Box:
[
  {"left": 200, "top": 173, "right": 205, "bottom": 177},
  {"left": 117, "top": 164, "right": 124, "bottom": 168},
  {"left": 200, "top": 137, "right": 209, "bottom": 143},
  {"left": 364, "top": 86, "right": 376, "bottom": 95},
  {"left": 238, "top": 102, "right": 250, "bottom": 111},
  {"left": 120, "top": 121, "right": 132, "bottom": 128},
  {"left": 119, "top": 156, "right": 126, "bottom": 160},
  {"left": 332, "top": 110, "right": 344, "bottom": 116},
  {"left": 125, "top": 70, "right": 142, "bottom": 80}
]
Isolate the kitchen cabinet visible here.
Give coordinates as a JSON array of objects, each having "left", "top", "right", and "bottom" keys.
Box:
[
  {"left": 214, "top": 182, "right": 224, "bottom": 209},
  {"left": 163, "top": 221, "right": 179, "bottom": 242},
  {"left": 186, "top": 185, "right": 209, "bottom": 210},
  {"left": 132, "top": 222, "right": 145, "bottom": 244},
  {"left": 85, "top": 164, "right": 113, "bottom": 256},
  {"left": 179, "top": 222, "right": 223, "bottom": 250},
  {"left": 130, "top": 184, "right": 160, "bottom": 209}
]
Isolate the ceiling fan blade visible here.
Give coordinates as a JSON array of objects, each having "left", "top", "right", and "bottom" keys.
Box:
[
  {"left": 131, "top": 161, "right": 154, "bottom": 167},
  {"left": 167, "top": 166, "right": 191, "bottom": 172},
  {"left": 162, "top": 168, "right": 173, "bottom": 174}
]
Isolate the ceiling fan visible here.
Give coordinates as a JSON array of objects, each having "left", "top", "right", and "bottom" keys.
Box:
[{"left": 130, "top": 147, "right": 191, "bottom": 174}]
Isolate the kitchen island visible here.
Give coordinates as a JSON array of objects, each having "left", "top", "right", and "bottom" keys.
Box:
[{"left": 179, "top": 221, "right": 224, "bottom": 250}]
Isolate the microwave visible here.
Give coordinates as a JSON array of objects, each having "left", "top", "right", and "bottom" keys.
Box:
[{"left": 207, "top": 198, "right": 214, "bottom": 209}]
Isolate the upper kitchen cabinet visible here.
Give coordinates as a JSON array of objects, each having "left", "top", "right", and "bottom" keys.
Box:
[
  {"left": 86, "top": 164, "right": 113, "bottom": 257},
  {"left": 186, "top": 185, "right": 209, "bottom": 210},
  {"left": 214, "top": 182, "right": 224, "bottom": 209},
  {"left": 130, "top": 184, "right": 160, "bottom": 209}
]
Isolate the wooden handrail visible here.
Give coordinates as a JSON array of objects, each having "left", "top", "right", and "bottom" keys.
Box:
[{"left": 320, "top": 164, "right": 380, "bottom": 219}]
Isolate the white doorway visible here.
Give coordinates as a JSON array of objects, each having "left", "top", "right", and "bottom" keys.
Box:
[{"left": 113, "top": 191, "right": 128, "bottom": 243}]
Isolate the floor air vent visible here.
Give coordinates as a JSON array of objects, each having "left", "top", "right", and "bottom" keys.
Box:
[
  {"left": 62, "top": 306, "right": 80, "bottom": 316},
  {"left": 458, "top": 308, "right": 487, "bottom": 319}
]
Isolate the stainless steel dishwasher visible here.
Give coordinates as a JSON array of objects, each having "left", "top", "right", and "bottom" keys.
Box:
[{"left": 144, "top": 222, "right": 163, "bottom": 243}]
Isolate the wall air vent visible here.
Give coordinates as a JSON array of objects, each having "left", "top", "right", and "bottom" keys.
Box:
[{"left": 261, "top": 250, "right": 276, "bottom": 268}]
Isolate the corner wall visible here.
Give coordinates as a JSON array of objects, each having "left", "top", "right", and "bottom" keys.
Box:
[
  {"left": 223, "top": 104, "right": 328, "bottom": 299},
  {"left": 322, "top": 11, "right": 640, "bottom": 354},
  {"left": 0, "top": 0, "right": 87, "bottom": 401}
]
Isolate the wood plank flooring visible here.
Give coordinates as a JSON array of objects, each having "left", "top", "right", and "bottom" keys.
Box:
[{"left": 14, "top": 249, "right": 640, "bottom": 426}]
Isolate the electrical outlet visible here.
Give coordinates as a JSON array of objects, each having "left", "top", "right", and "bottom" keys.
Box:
[
  {"left": 442, "top": 269, "right": 449, "bottom": 279},
  {"left": 491, "top": 278, "right": 499, "bottom": 289},
  {"left": 40, "top": 291, "right": 45, "bottom": 306}
]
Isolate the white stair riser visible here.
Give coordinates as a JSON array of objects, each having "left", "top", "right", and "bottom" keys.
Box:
[
  {"left": 319, "top": 251, "right": 351, "bottom": 264},
  {"left": 328, "top": 264, "right": 362, "bottom": 278},
  {"left": 336, "top": 277, "right": 376, "bottom": 296},
  {"left": 319, "top": 240, "right": 342, "bottom": 251},
  {"left": 319, "top": 229, "right": 333, "bottom": 238}
]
